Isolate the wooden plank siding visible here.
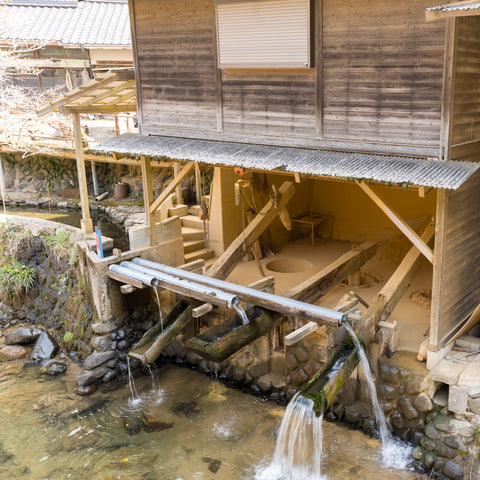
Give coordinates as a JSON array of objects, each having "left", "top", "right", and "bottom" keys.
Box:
[
  {"left": 133, "top": 0, "right": 218, "bottom": 133},
  {"left": 322, "top": 0, "right": 445, "bottom": 146},
  {"left": 131, "top": 0, "right": 446, "bottom": 157},
  {"left": 450, "top": 16, "right": 480, "bottom": 161},
  {"left": 430, "top": 169, "right": 480, "bottom": 349}
]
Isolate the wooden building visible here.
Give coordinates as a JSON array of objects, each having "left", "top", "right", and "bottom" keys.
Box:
[
  {"left": 89, "top": 0, "right": 480, "bottom": 366},
  {"left": 0, "top": 0, "right": 132, "bottom": 90}
]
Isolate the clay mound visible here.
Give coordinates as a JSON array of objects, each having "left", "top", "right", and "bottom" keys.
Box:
[
  {"left": 410, "top": 289, "right": 432, "bottom": 310},
  {"left": 59, "top": 188, "right": 80, "bottom": 199}
]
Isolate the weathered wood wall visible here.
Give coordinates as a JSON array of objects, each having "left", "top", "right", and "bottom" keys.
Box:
[
  {"left": 131, "top": 0, "right": 446, "bottom": 157},
  {"left": 431, "top": 170, "right": 480, "bottom": 349},
  {"left": 133, "top": 0, "right": 218, "bottom": 133},
  {"left": 450, "top": 16, "right": 480, "bottom": 162},
  {"left": 322, "top": 0, "right": 445, "bottom": 148}
]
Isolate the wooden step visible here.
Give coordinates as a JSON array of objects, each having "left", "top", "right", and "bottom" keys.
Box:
[
  {"left": 181, "top": 214, "right": 204, "bottom": 229},
  {"left": 184, "top": 248, "right": 215, "bottom": 263},
  {"left": 189, "top": 205, "right": 202, "bottom": 216},
  {"left": 168, "top": 204, "right": 188, "bottom": 217},
  {"left": 182, "top": 226, "right": 205, "bottom": 241},
  {"left": 183, "top": 239, "right": 205, "bottom": 254}
]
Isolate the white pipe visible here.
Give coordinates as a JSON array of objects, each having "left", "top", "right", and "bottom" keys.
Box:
[
  {"left": 109, "top": 264, "right": 159, "bottom": 287},
  {"left": 117, "top": 262, "right": 239, "bottom": 309},
  {"left": 95, "top": 191, "right": 109, "bottom": 202},
  {"left": 128, "top": 258, "right": 346, "bottom": 327}
]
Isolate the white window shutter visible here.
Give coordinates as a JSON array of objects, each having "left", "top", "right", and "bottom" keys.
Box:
[{"left": 216, "top": 0, "right": 311, "bottom": 69}]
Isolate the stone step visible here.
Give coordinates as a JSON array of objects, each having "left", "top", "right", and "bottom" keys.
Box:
[
  {"left": 184, "top": 248, "right": 215, "bottom": 263},
  {"left": 455, "top": 335, "right": 480, "bottom": 352},
  {"left": 182, "top": 226, "right": 205, "bottom": 241},
  {"left": 183, "top": 239, "right": 205, "bottom": 254},
  {"left": 181, "top": 214, "right": 204, "bottom": 229},
  {"left": 168, "top": 204, "right": 188, "bottom": 217}
]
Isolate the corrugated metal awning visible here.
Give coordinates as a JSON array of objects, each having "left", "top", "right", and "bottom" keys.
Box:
[
  {"left": 92, "top": 133, "right": 480, "bottom": 190},
  {"left": 426, "top": 1, "right": 480, "bottom": 21}
]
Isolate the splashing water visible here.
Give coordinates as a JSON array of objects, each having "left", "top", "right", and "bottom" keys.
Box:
[
  {"left": 256, "top": 394, "right": 325, "bottom": 480},
  {"left": 343, "top": 322, "right": 411, "bottom": 470},
  {"left": 233, "top": 303, "right": 250, "bottom": 325},
  {"left": 153, "top": 286, "right": 164, "bottom": 333},
  {"left": 147, "top": 364, "right": 164, "bottom": 405}
]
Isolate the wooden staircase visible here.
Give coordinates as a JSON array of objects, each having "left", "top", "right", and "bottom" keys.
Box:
[{"left": 168, "top": 204, "right": 214, "bottom": 263}]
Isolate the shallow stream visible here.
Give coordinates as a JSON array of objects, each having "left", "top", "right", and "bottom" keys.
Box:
[{"left": 0, "top": 361, "right": 427, "bottom": 480}]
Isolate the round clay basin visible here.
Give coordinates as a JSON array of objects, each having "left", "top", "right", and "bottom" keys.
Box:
[{"left": 266, "top": 258, "right": 313, "bottom": 274}]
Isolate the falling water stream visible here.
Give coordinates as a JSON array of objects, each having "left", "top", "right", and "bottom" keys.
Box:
[
  {"left": 343, "top": 322, "right": 412, "bottom": 470},
  {"left": 153, "top": 286, "right": 164, "bottom": 333},
  {"left": 233, "top": 303, "right": 250, "bottom": 325}
]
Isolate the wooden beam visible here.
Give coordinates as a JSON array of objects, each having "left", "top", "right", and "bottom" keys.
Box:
[
  {"left": 207, "top": 181, "right": 296, "bottom": 280},
  {"left": 141, "top": 156, "right": 157, "bottom": 245},
  {"left": 75, "top": 80, "right": 135, "bottom": 107},
  {"left": 72, "top": 113, "right": 93, "bottom": 234},
  {"left": 150, "top": 161, "right": 195, "bottom": 214},
  {"left": 37, "top": 72, "right": 119, "bottom": 116},
  {"left": 286, "top": 242, "right": 377, "bottom": 304},
  {"left": 64, "top": 104, "right": 136, "bottom": 114},
  {"left": 357, "top": 222, "right": 435, "bottom": 345},
  {"left": 357, "top": 181, "right": 434, "bottom": 264}
]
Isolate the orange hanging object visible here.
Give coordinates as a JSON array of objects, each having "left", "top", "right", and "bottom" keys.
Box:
[{"left": 234, "top": 167, "right": 247, "bottom": 176}]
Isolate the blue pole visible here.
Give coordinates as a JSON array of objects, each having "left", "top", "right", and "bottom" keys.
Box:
[{"left": 95, "top": 227, "right": 104, "bottom": 259}]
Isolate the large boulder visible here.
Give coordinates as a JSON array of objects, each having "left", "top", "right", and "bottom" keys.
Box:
[
  {"left": 30, "top": 332, "right": 59, "bottom": 362},
  {"left": 5, "top": 327, "right": 42, "bottom": 345}
]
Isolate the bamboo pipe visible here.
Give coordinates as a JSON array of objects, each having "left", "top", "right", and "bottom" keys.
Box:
[{"left": 127, "top": 258, "right": 345, "bottom": 327}]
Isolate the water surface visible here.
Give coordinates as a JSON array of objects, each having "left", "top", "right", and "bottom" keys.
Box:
[{"left": 0, "top": 361, "right": 427, "bottom": 480}]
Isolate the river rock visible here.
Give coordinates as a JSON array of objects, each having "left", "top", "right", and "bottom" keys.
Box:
[
  {"left": 91, "top": 336, "right": 111, "bottom": 352},
  {"left": 468, "top": 397, "right": 480, "bottom": 415},
  {"left": 92, "top": 319, "right": 123, "bottom": 335},
  {"left": 425, "top": 423, "right": 441, "bottom": 440},
  {"left": 379, "top": 363, "right": 399, "bottom": 384},
  {"left": 443, "top": 460, "right": 463, "bottom": 480},
  {"left": 398, "top": 396, "right": 419, "bottom": 420},
  {"left": 414, "top": 392, "right": 434, "bottom": 413},
  {"left": 0, "top": 345, "right": 29, "bottom": 361},
  {"left": 30, "top": 332, "right": 58, "bottom": 362},
  {"left": 406, "top": 376, "right": 434, "bottom": 395},
  {"left": 291, "top": 367, "right": 308, "bottom": 386},
  {"left": 257, "top": 375, "right": 273, "bottom": 393},
  {"left": 84, "top": 350, "right": 116, "bottom": 371},
  {"left": 102, "top": 369, "right": 117, "bottom": 383},
  {"left": 75, "top": 384, "right": 98, "bottom": 396},
  {"left": 390, "top": 411, "right": 405, "bottom": 430},
  {"left": 285, "top": 351, "right": 299, "bottom": 370},
  {"left": 444, "top": 435, "right": 467, "bottom": 453},
  {"left": 77, "top": 366, "right": 108, "bottom": 387},
  {"left": 40, "top": 360, "right": 67, "bottom": 375},
  {"left": 232, "top": 367, "right": 245, "bottom": 383},
  {"left": 5, "top": 327, "right": 41, "bottom": 345},
  {"left": 294, "top": 346, "right": 309, "bottom": 363}
]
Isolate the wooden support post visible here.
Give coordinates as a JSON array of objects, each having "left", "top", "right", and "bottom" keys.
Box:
[
  {"left": 91, "top": 161, "right": 99, "bottom": 197},
  {"left": 207, "top": 181, "right": 296, "bottom": 280},
  {"left": 0, "top": 154, "right": 6, "bottom": 216},
  {"left": 150, "top": 162, "right": 194, "bottom": 215},
  {"left": 195, "top": 162, "right": 202, "bottom": 205},
  {"left": 357, "top": 180, "right": 434, "bottom": 264},
  {"left": 72, "top": 113, "right": 93, "bottom": 234},
  {"left": 173, "top": 162, "right": 183, "bottom": 204},
  {"left": 141, "top": 155, "right": 157, "bottom": 245}
]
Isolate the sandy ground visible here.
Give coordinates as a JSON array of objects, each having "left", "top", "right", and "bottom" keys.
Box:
[{"left": 226, "top": 238, "right": 431, "bottom": 354}]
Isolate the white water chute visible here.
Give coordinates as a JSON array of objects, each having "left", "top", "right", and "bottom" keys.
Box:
[
  {"left": 110, "top": 263, "right": 239, "bottom": 309},
  {"left": 126, "top": 258, "right": 346, "bottom": 327}
]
